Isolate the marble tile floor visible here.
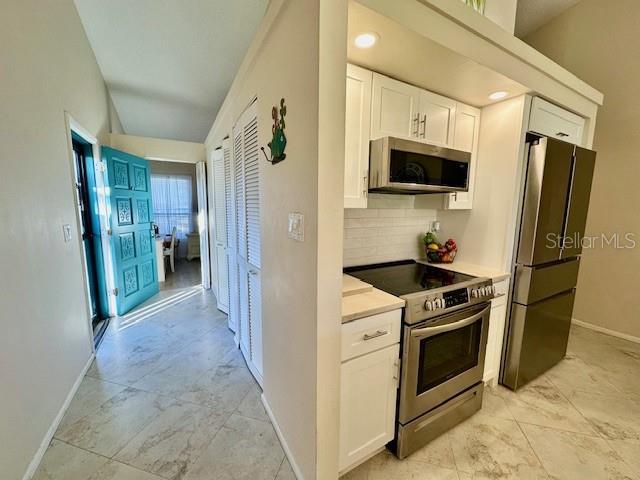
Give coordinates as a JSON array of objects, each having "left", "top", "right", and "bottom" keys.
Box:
[
  {"left": 30, "top": 297, "right": 640, "bottom": 480},
  {"left": 342, "top": 325, "right": 640, "bottom": 480},
  {"left": 34, "top": 291, "right": 293, "bottom": 480}
]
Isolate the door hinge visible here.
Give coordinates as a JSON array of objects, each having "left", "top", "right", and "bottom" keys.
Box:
[
  {"left": 107, "top": 228, "right": 112, "bottom": 236},
  {"left": 394, "top": 358, "right": 401, "bottom": 387},
  {"left": 113, "top": 288, "right": 118, "bottom": 296}
]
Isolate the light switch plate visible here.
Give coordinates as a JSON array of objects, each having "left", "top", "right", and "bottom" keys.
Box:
[
  {"left": 62, "top": 224, "right": 72, "bottom": 243},
  {"left": 288, "top": 212, "right": 304, "bottom": 242}
]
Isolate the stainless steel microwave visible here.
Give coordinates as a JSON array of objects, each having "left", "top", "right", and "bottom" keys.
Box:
[{"left": 368, "top": 137, "right": 471, "bottom": 194}]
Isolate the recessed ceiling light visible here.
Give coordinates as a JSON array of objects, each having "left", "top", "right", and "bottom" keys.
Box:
[
  {"left": 354, "top": 32, "right": 378, "bottom": 49},
  {"left": 489, "top": 91, "right": 509, "bottom": 100}
]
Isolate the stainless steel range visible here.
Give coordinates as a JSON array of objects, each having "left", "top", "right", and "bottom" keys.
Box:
[{"left": 345, "top": 260, "right": 494, "bottom": 459}]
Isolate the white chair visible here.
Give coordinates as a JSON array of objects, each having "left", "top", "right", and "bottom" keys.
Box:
[{"left": 163, "top": 227, "right": 177, "bottom": 273}]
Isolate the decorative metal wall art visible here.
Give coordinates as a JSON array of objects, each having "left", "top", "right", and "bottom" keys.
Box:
[{"left": 261, "top": 98, "right": 287, "bottom": 165}]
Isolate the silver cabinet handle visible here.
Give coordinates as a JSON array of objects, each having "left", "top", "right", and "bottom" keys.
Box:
[
  {"left": 410, "top": 305, "right": 489, "bottom": 339},
  {"left": 363, "top": 330, "right": 388, "bottom": 341},
  {"left": 420, "top": 114, "right": 427, "bottom": 138},
  {"left": 412, "top": 113, "right": 420, "bottom": 137}
]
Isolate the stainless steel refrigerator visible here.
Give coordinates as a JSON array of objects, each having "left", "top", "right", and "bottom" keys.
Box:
[{"left": 501, "top": 135, "right": 596, "bottom": 391}]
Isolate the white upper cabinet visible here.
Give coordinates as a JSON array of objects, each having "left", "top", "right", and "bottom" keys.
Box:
[
  {"left": 445, "top": 103, "right": 481, "bottom": 210},
  {"left": 418, "top": 90, "right": 457, "bottom": 146},
  {"left": 371, "top": 72, "right": 421, "bottom": 140},
  {"left": 529, "top": 97, "right": 585, "bottom": 146},
  {"left": 345, "top": 64, "right": 372, "bottom": 209}
]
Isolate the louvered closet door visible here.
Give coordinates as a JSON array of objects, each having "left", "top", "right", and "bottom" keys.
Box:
[
  {"left": 212, "top": 148, "right": 229, "bottom": 314},
  {"left": 242, "top": 109, "right": 262, "bottom": 375},
  {"left": 222, "top": 138, "right": 238, "bottom": 334},
  {"left": 233, "top": 99, "right": 262, "bottom": 381},
  {"left": 233, "top": 125, "right": 251, "bottom": 358}
]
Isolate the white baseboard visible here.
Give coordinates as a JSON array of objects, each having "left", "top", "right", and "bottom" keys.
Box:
[
  {"left": 22, "top": 352, "right": 95, "bottom": 480},
  {"left": 261, "top": 394, "right": 304, "bottom": 480},
  {"left": 572, "top": 318, "right": 640, "bottom": 344}
]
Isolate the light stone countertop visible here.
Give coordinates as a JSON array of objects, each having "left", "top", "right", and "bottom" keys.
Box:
[
  {"left": 342, "top": 274, "right": 373, "bottom": 296},
  {"left": 416, "top": 259, "right": 510, "bottom": 282},
  {"left": 342, "top": 287, "right": 405, "bottom": 324}
]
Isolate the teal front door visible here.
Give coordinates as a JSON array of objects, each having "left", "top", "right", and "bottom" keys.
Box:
[{"left": 103, "top": 147, "right": 159, "bottom": 315}]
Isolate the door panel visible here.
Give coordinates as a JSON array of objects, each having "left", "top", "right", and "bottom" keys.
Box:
[
  {"left": 340, "top": 344, "right": 399, "bottom": 472},
  {"left": 371, "top": 73, "right": 420, "bottom": 140},
  {"left": 517, "top": 138, "right": 574, "bottom": 266},
  {"left": 506, "top": 291, "right": 575, "bottom": 390},
  {"left": 344, "top": 64, "right": 372, "bottom": 208},
  {"left": 103, "top": 147, "right": 159, "bottom": 315},
  {"left": 418, "top": 90, "right": 456, "bottom": 146},
  {"left": 561, "top": 146, "right": 596, "bottom": 258},
  {"left": 212, "top": 148, "right": 229, "bottom": 313}
]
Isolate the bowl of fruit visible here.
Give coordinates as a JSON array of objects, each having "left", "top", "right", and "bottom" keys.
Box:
[{"left": 424, "top": 232, "right": 458, "bottom": 264}]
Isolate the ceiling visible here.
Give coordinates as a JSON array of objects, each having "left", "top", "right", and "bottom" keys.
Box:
[
  {"left": 348, "top": 2, "right": 529, "bottom": 108},
  {"left": 74, "top": 0, "right": 267, "bottom": 143},
  {"left": 515, "top": 0, "right": 583, "bottom": 38}
]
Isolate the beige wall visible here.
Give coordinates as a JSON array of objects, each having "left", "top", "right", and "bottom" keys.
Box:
[
  {"left": 525, "top": 0, "right": 640, "bottom": 338},
  {"left": 205, "top": 0, "right": 345, "bottom": 477},
  {"left": 0, "top": 1, "right": 112, "bottom": 478},
  {"left": 110, "top": 133, "right": 206, "bottom": 164}
]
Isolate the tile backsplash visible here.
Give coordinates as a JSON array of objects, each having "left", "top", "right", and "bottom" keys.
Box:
[{"left": 344, "top": 207, "right": 438, "bottom": 267}]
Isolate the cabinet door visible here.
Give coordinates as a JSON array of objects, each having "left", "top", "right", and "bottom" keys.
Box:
[
  {"left": 444, "top": 103, "right": 481, "bottom": 210},
  {"left": 529, "top": 97, "right": 585, "bottom": 146},
  {"left": 371, "top": 73, "right": 421, "bottom": 140},
  {"left": 340, "top": 343, "right": 400, "bottom": 472},
  {"left": 484, "top": 295, "right": 507, "bottom": 384},
  {"left": 418, "top": 90, "right": 456, "bottom": 146},
  {"left": 345, "top": 64, "right": 372, "bottom": 209}
]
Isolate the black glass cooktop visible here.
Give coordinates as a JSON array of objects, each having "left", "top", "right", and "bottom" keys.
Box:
[{"left": 344, "top": 260, "right": 475, "bottom": 297}]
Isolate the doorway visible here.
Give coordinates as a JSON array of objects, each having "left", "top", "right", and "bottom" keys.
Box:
[{"left": 71, "top": 134, "right": 110, "bottom": 345}]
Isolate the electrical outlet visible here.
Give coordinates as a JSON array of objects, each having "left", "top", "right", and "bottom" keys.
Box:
[
  {"left": 431, "top": 220, "right": 441, "bottom": 233},
  {"left": 288, "top": 212, "right": 304, "bottom": 242},
  {"left": 62, "top": 224, "right": 72, "bottom": 243}
]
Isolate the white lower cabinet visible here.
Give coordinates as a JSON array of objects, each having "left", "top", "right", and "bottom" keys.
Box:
[
  {"left": 339, "top": 309, "right": 401, "bottom": 474},
  {"left": 483, "top": 279, "right": 509, "bottom": 384},
  {"left": 340, "top": 343, "right": 400, "bottom": 472}
]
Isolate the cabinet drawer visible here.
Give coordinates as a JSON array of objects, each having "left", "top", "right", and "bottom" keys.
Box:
[
  {"left": 342, "top": 309, "right": 401, "bottom": 362},
  {"left": 529, "top": 97, "right": 585, "bottom": 145}
]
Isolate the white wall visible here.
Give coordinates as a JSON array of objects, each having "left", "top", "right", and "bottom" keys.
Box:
[
  {"left": 110, "top": 133, "right": 205, "bottom": 164},
  {"left": 204, "top": 0, "right": 345, "bottom": 477},
  {"left": 483, "top": 0, "right": 518, "bottom": 34},
  {"left": 0, "top": 1, "right": 113, "bottom": 478},
  {"left": 437, "top": 96, "right": 529, "bottom": 272}
]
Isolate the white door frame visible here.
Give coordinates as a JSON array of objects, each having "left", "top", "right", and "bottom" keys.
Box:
[
  {"left": 63, "top": 112, "right": 117, "bottom": 350},
  {"left": 143, "top": 156, "right": 207, "bottom": 290},
  {"left": 196, "top": 161, "right": 211, "bottom": 289}
]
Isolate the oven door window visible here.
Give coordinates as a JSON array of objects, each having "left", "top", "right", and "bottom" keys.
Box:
[
  {"left": 389, "top": 150, "right": 468, "bottom": 188},
  {"left": 416, "top": 319, "right": 482, "bottom": 395}
]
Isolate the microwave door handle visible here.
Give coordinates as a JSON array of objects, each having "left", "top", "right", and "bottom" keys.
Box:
[{"left": 410, "top": 306, "right": 489, "bottom": 339}]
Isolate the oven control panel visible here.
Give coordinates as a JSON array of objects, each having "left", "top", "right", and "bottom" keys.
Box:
[
  {"left": 408, "top": 280, "right": 495, "bottom": 324},
  {"left": 444, "top": 288, "right": 469, "bottom": 307}
]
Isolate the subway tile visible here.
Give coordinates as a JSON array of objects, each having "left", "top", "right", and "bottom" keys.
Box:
[{"left": 344, "top": 208, "right": 379, "bottom": 219}]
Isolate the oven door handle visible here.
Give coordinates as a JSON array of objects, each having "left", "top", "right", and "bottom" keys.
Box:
[{"left": 410, "top": 306, "right": 489, "bottom": 339}]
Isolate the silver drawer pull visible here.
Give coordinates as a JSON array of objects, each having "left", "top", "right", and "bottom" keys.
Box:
[{"left": 363, "top": 330, "right": 388, "bottom": 341}]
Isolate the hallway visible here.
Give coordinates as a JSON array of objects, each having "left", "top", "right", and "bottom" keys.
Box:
[{"left": 33, "top": 291, "right": 294, "bottom": 480}]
